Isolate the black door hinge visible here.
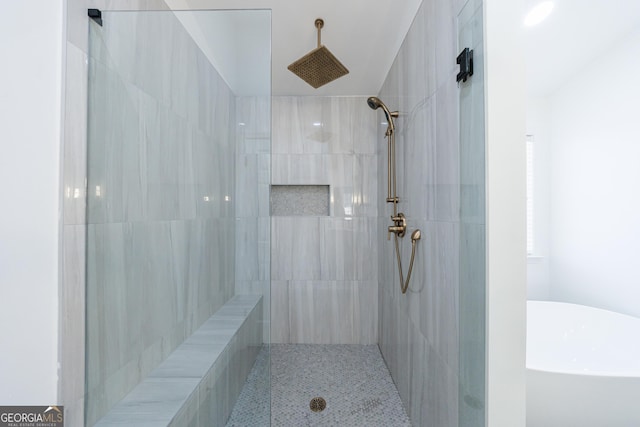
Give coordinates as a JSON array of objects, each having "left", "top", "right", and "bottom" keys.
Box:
[
  {"left": 88, "top": 9, "right": 103, "bottom": 27},
  {"left": 456, "top": 48, "right": 473, "bottom": 83}
]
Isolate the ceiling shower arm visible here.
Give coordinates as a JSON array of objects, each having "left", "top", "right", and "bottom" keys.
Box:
[{"left": 316, "top": 18, "right": 323, "bottom": 47}]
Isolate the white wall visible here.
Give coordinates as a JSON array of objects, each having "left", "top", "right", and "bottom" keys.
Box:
[
  {"left": 547, "top": 26, "right": 640, "bottom": 317},
  {"left": 485, "top": 0, "right": 527, "bottom": 424},
  {"left": 526, "top": 98, "right": 551, "bottom": 300},
  {"left": 0, "top": 1, "right": 63, "bottom": 404}
]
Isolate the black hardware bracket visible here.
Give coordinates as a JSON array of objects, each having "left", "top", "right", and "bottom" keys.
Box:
[
  {"left": 456, "top": 48, "right": 473, "bottom": 83},
  {"left": 88, "top": 9, "right": 103, "bottom": 27}
]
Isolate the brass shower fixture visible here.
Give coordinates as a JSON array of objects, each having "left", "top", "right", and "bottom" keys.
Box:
[
  {"left": 388, "top": 213, "right": 407, "bottom": 238},
  {"left": 367, "top": 97, "right": 421, "bottom": 294},
  {"left": 287, "top": 18, "right": 349, "bottom": 88}
]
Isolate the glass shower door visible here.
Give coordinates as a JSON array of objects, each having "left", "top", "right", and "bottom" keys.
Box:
[
  {"left": 85, "top": 9, "right": 271, "bottom": 426},
  {"left": 458, "top": 0, "right": 486, "bottom": 425}
]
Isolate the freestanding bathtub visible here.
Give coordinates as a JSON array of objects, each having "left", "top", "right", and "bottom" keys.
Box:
[{"left": 527, "top": 300, "right": 640, "bottom": 427}]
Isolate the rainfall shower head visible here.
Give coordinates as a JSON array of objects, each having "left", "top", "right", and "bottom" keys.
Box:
[
  {"left": 288, "top": 19, "right": 349, "bottom": 89},
  {"left": 367, "top": 96, "right": 396, "bottom": 134}
]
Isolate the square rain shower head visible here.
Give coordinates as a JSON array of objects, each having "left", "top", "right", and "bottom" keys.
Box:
[
  {"left": 288, "top": 45, "right": 349, "bottom": 89},
  {"left": 287, "top": 18, "right": 349, "bottom": 89}
]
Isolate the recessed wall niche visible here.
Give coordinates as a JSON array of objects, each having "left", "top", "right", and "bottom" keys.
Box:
[{"left": 270, "top": 185, "right": 330, "bottom": 216}]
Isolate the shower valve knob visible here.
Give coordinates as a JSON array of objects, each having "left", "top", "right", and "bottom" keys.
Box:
[
  {"left": 388, "top": 213, "right": 407, "bottom": 238},
  {"left": 388, "top": 225, "right": 406, "bottom": 237}
]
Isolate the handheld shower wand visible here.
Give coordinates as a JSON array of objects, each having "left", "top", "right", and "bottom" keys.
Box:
[
  {"left": 367, "top": 97, "right": 397, "bottom": 135},
  {"left": 367, "top": 97, "right": 422, "bottom": 294}
]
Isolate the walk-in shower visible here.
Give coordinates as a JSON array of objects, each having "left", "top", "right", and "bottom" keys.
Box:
[
  {"left": 367, "top": 96, "right": 421, "bottom": 293},
  {"left": 78, "top": 1, "right": 487, "bottom": 425}
]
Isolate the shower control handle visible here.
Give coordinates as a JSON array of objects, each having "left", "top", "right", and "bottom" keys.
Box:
[{"left": 388, "top": 213, "right": 407, "bottom": 238}]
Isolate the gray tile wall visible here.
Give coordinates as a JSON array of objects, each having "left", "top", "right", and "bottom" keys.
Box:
[
  {"left": 235, "top": 96, "right": 271, "bottom": 342},
  {"left": 376, "top": 0, "right": 482, "bottom": 425},
  {"left": 83, "top": 11, "right": 236, "bottom": 425},
  {"left": 271, "top": 96, "right": 378, "bottom": 345}
]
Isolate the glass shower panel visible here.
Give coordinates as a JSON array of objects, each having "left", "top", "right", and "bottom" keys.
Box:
[
  {"left": 86, "top": 10, "right": 271, "bottom": 426},
  {"left": 458, "top": 0, "right": 486, "bottom": 426}
]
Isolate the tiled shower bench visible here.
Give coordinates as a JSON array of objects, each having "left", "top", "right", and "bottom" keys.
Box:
[{"left": 95, "top": 294, "right": 263, "bottom": 426}]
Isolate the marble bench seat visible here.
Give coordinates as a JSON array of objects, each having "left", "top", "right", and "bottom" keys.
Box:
[{"left": 95, "top": 294, "right": 263, "bottom": 427}]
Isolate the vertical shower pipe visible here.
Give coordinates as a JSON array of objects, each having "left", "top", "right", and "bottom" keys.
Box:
[
  {"left": 388, "top": 115, "right": 399, "bottom": 216},
  {"left": 367, "top": 97, "right": 421, "bottom": 294}
]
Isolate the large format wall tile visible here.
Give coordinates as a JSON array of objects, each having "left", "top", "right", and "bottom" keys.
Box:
[
  {"left": 271, "top": 217, "right": 321, "bottom": 280},
  {"left": 86, "top": 57, "right": 141, "bottom": 224},
  {"left": 63, "top": 44, "right": 88, "bottom": 225},
  {"left": 434, "top": 79, "right": 461, "bottom": 222},
  {"left": 60, "top": 225, "right": 86, "bottom": 413},
  {"left": 319, "top": 218, "right": 378, "bottom": 281},
  {"left": 401, "top": 96, "right": 436, "bottom": 221},
  {"left": 234, "top": 96, "right": 271, "bottom": 342},
  {"left": 278, "top": 280, "right": 377, "bottom": 345},
  {"left": 270, "top": 280, "right": 290, "bottom": 343},
  {"left": 273, "top": 97, "right": 376, "bottom": 155},
  {"left": 270, "top": 96, "right": 378, "bottom": 345}
]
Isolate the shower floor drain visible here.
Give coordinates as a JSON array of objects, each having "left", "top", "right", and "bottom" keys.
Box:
[{"left": 310, "top": 397, "right": 327, "bottom": 412}]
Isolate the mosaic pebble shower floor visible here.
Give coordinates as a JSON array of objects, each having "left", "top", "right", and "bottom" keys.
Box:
[{"left": 226, "top": 344, "right": 411, "bottom": 426}]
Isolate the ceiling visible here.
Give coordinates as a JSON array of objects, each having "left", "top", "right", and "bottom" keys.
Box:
[
  {"left": 135, "top": 0, "right": 640, "bottom": 98},
  {"left": 526, "top": 0, "right": 640, "bottom": 97},
  {"left": 166, "top": 0, "right": 422, "bottom": 96}
]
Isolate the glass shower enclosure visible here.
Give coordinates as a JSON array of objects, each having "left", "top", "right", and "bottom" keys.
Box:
[
  {"left": 458, "top": 0, "right": 486, "bottom": 425},
  {"left": 85, "top": 9, "right": 271, "bottom": 425}
]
